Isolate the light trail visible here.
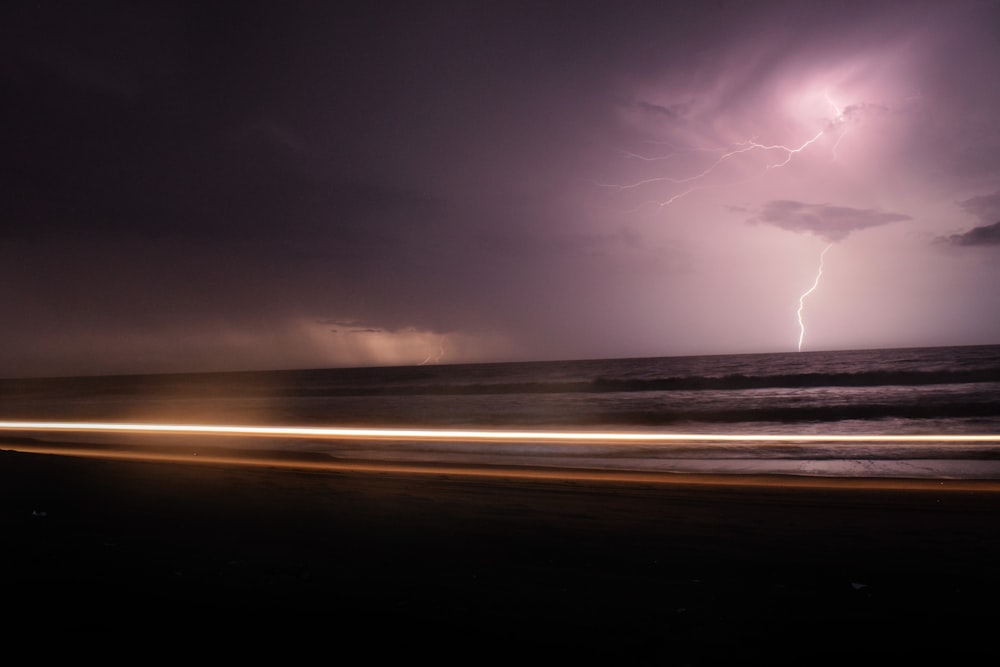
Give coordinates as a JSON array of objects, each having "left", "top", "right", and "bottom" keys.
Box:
[
  {"left": 797, "top": 243, "right": 833, "bottom": 352},
  {"left": 1, "top": 420, "right": 998, "bottom": 444}
]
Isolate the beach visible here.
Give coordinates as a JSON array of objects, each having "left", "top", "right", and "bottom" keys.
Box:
[{"left": 4, "top": 443, "right": 1000, "bottom": 662}]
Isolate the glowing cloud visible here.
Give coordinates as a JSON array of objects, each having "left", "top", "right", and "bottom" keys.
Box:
[
  {"left": 603, "top": 52, "right": 920, "bottom": 213},
  {"left": 321, "top": 320, "right": 512, "bottom": 367}
]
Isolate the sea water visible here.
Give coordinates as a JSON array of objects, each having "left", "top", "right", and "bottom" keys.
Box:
[{"left": 2, "top": 344, "right": 999, "bottom": 478}]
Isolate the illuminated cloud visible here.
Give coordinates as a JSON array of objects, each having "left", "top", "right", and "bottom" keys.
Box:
[
  {"left": 744, "top": 200, "right": 911, "bottom": 242},
  {"left": 318, "top": 319, "right": 511, "bottom": 366}
]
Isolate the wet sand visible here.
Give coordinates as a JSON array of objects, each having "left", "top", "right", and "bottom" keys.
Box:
[{"left": 4, "top": 443, "right": 1000, "bottom": 662}]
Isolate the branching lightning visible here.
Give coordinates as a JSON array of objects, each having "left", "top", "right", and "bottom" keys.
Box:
[
  {"left": 598, "top": 132, "right": 829, "bottom": 208},
  {"left": 601, "top": 88, "right": 854, "bottom": 209},
  {"left": 797, "top": 243, "right": 832, "bottom": 352}
]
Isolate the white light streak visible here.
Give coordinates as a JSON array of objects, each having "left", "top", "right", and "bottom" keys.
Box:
[{"left": 0, "top": 420, "right": 998, "bottom": 444}]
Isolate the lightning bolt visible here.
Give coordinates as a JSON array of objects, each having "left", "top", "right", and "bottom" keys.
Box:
[{"left": 797, "top": 243, "right": 832, "bottom": 352}]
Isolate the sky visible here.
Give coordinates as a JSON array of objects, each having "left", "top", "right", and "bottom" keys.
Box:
[{"left": 2, "top": 0, "right": 1000, "bottom": 377}]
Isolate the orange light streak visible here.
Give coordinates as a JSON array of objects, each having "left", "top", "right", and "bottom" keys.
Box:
[{"left": 14, "top": 443, "right": 1000, "bottom": 491}]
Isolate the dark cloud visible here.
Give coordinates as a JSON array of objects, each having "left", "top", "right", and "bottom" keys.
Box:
[
  {"left": 744, "top": 200, "right": 911, "bottom": 242},
  {"left": 938, "top": 191, "right": 1000, "bottom": 248},
  {"left": 944, "top": 221, "right": 1000, "bottom": 247}
]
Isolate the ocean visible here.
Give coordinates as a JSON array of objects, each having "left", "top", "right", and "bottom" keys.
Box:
[{"left": 3, "top": 344, "right": 1000, "bottom": 479}]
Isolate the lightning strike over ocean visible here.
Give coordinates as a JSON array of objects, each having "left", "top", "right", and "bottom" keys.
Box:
[
  {"left": 6, "top": 5, "right": 1000, "bottom": 654},
  {"left": 597, "top": 77, "right": 917, "bottom": 353},
  {"left": 797, "top": 243, "right": 833, "bottom": 352}
]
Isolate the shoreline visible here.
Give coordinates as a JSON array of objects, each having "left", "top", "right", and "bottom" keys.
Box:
[{"left": 4, "top": 445, "right": 1000, "bottom": 659}]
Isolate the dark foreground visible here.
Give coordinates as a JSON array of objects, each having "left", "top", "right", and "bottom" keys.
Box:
[{"left": 3, "top": 446, "right": 1000, "bottom": 663}]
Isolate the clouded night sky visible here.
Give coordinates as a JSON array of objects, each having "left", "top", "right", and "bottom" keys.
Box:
[{"left": 3, "top": 1, "right": 1000, "bottom": 377}]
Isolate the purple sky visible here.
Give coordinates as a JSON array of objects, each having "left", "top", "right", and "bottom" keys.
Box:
[{"left": 3, "top": 0, "right": 1000, "bottom": 376}]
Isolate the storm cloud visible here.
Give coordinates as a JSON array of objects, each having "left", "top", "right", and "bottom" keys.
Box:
[{"left": 2, "top": 0, "right": 1000, "bottom": 375}]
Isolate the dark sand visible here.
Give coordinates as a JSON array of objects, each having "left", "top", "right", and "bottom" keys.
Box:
[{"left": 4, "top": 442, "right": 1000, "bottom": 662}]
